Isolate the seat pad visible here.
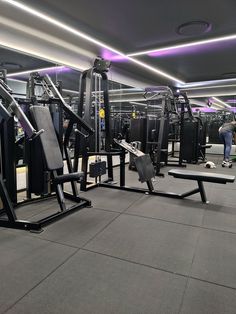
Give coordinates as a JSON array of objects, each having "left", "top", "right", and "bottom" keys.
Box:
[
  {"left": 168, "top": 169, "right": 235, "bottom": 184},
  {"left": 54, "top": 172, "right": 84, "bottom": 184}
]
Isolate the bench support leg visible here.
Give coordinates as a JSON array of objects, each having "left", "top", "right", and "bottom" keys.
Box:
[
  {"left": 55, "top": 184, "right": 66, "bottom": 212},
  {"left": 197, "top": 181, "right": 208, "bottom": 203},
  {"left": 179, "top": 181, "right": 208, "bottom": 203},
  {"left": 181, "top": 188, "right": 200, "bottom": 199}
]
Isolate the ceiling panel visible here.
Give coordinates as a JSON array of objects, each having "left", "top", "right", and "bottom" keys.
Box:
[
  {"left": 0, "top": 46, "right": 55, "bottom": 73},
  {"left": 1, "top": 0, "right": 236, "bottom": 91},
  {"left": 15, "top": 0, "right": 236, "bottom": 53},
  {"left": 136, "top": 40, "right": 236, "bottom": 82}
]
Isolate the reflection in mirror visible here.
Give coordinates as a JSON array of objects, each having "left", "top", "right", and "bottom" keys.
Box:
[
  {"left": 1, "top": 44, "right": 236, "bottom": 177},
  {"left": 188, "top": 96, "right": 236, "bottom": 149},
  {"left": 0, "top": 46, "right": 136, "bottom": 170}
]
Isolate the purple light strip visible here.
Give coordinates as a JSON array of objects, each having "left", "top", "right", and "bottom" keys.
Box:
[
  {"left": 192, "top": 107, "right": 236, "bottom": 113},
  {"left": 101, "top": 49, "right": 128, "bottom": 62},
  {"left": 7, "top": 66, "right": 71, "bottom": 78},
  {"left": 180, "top": 77, "right": 236, "bottom": 88},
  {"left": 39, "top": 66, "right": 71, "bottom": 74},
  {"left": 128, "top": 34, "right": 236, "bottom": 57},
  {"left": 148, "top": 39, "right": 236, "bottom": 57},
  {"left": 192, "top": 107, "right": 217, "bottom": 113}
]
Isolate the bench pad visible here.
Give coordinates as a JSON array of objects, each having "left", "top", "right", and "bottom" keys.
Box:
[
  {"left": 168, "top": 169, "right": 235, "bottom": 184},
  {"left": 53, "top": 172, "right": 84, "bottom": 184}
]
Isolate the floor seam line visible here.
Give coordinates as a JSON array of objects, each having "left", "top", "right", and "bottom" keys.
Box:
[
  {"left": 81, "top": 213, "right": 123, "bottom": 249},
  {"left": 3, "top": 247, "right": 82, "bottom": 314},
  {"left": 177, "top": 224, "right": 202, "bottom": 314},
  {"left": 6, "top": 230, "right": 80, "bottom": 249},
  {"left": 177, "top": 277, "right": 190, "bottom": 314},
  {"left": 25, "top": 235, "right": 79, "bottom": 249},
  {"left": 81, "top": 247, "right": 188, "bottom": 278},
  {"left": 121, "top": 193, "right": 148, "bottom": 214},
  {"left": 81, "top": 248, "right": 236, "bottom": 292},
  {"left": 122, "top": 212, "right": 236, "bottom": 236},
  {"left": 81, "top": 195, "right": 144, "bottom": 249},
  {"left": 188, "top": 275, "right": 236, "bottom": 290}
]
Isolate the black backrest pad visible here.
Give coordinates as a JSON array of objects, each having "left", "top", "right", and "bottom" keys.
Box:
[
  {"left": 134, "top": 154, "right": 155, "bottom": 183},
  {"left": 30, "top": 106, "right": 63, "bottom": 171}
]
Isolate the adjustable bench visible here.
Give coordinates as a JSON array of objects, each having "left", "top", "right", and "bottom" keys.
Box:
[{"left": 168, "top": 169, "right": 235, "bottom": 203}]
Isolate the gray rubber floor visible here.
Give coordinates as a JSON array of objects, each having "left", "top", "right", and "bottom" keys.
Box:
[{"left": 1, "top": 155, "right": 236, "bottom": 314}]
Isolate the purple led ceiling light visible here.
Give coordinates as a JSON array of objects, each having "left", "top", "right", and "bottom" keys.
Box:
[
  {"left": 7, "top": 66, "right": 71, "bottom": 78},
  {"left": 101, "top": 49, "right": 128, "bottom": 62},
  {"left": 192, "top": 107, "right": 217, "bottom": 113},
  {"left": 148, "top": 39, "right": 236, "bottom": 58}
]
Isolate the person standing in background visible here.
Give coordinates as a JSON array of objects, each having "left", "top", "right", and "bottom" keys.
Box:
[{"left": 219, "top": 121, "right": 236, "bottom": 167}]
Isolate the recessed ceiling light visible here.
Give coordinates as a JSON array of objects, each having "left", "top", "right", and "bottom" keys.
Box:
[
  {"left": 6, "top": 65, "right": 66, "bottom": 77},
  {"left": 180, "top": 77, "right": 236, "bottom": 88},
  {"left": 176, "top": 21, "right": 211, "bottom": 36},
  {"left": 62, "top": 88, "right": 79, "bottom": 94},
  {"left": 221, "top": 72, "right": 236, "bottom": 79},
  {"left": 226, "top": 99, "right": 236, "bottom": 104},
  {"left": 211, "top": 96, "right": 231, "bottom": 108},
  {"left": 0, "top": 62, "right": 22, "bottom": 69},
  {"left": 7, "top": 78, "right": 27, "bottom": 83},
  {"left": 181, "top": 84, "right": 236, "bottom": 91},
  {"left": 186, "top": 92, "right": 236, "bottom": 98}
]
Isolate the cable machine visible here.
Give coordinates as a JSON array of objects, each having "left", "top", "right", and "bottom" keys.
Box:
[
  {"left": 129, "top": 87, "right": 185, "bottom": 175},
  {"left": 178, "top": 92, "right": 211, "bottom": 163},
  {"left": 73, "top": 57, "right": 122, "bottom": 190}
]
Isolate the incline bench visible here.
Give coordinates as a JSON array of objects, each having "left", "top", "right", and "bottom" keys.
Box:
[{"left": 168, "top": 169, "right": 235, "bottom": 203}]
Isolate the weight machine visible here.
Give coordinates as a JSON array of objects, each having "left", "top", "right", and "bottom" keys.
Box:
[
  {"left": 74, "top": 60, "right": 189, "bottom": 191},
  {"left": 129, "top": 87, "right": 186, "bottom": 175},
  {"left": 24, "top": 72, "right": 94, "bottom": 197},
  {"left": 72, "top": 57, "right": 123, "bottom": 191},
  {"left": 179, "top": 93, "right": 211, "bottom": 163},
  {"left": 144, "top": 87, "right": 181, "bottom": 174},
  {"left": 0, "top": 71, "right": 93, "bottom": 231},
  {"left": 68, "top": 60, "right": 235, "bottom": 203}
]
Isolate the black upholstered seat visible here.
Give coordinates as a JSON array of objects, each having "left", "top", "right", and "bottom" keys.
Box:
[
  {"left": 53, "top": 172, "right": 84, "bottom": 184},
  {"left": 168, "top": 169, "right": 235, "bottom": 184}
]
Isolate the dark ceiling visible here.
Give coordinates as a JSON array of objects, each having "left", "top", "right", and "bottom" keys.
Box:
[
  {"left": 1, "top": 0, "right": 236, "bottom": 105},
  {"left": 0, "top": 46, "right": 54, "bottom": 73},
  {"left": 1, "top": 47, "right": 129, "bottom": 93},
  {"left": 18, "top": 0, "right": 236, "bottom": 53},
  {"left": 5, "top": 0, "right": 236, "bottom": 85},
  {"left": 138, "top": 40, "right": 236, "bottom": 82}
]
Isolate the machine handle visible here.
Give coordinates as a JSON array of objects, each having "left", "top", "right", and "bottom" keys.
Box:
[
  {"left": 29, "top": 129, "right": 44, "bottom": 141},
  {"left": 75, "top": 128, "right": 89, "bottom": 138}
]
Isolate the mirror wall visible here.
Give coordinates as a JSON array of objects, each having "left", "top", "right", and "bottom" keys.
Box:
[{"left": 1, "top": 44, "right": 236, "bottom": 156}]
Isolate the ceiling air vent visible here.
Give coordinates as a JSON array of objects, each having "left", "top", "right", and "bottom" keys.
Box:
[
  {"left": 0, "top": 62, "right": 22, "bottom": 70},
  {"left": 176, "top": 21, "right": 211, "bottom": 36},
  {"left": 221, "top": 72, "right": 236, "bottom": 79}
]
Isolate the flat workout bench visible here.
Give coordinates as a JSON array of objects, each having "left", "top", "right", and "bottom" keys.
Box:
[
  {"left": 168, "top": 169, "right": 235, "bottom": 203},
  {"left": 109, "top": 139, "right": 234, "bottom": 204}
]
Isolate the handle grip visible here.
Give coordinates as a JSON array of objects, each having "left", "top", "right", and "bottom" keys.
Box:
[
  {"left": 75, "top": 128, "right": 89, "bottom": 138},
  {"left": 29, "top": 129, "right": 44, "bottom": 141}
]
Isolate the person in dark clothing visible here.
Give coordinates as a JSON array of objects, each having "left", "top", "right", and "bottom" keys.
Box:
[{"left": 219, "top": 121, "right": 236, "bottom": 167}]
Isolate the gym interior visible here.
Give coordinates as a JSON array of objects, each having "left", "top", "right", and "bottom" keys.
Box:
[{"left": 1, "top": 1, "right": 236, "bottom": 313}]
